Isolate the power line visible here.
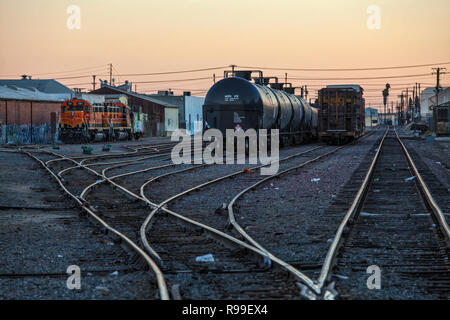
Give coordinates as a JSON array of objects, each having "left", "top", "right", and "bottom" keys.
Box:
[
  {"left": 112, "top": 66, "right": 228, "bottom": 77},
  {"left": 237, "top": 61, "right": 450, "bottom": 72},
  {"left": 286, "top": 73, "right": 433, "bottom": 81},
  {"left": 133, "top": 76, "right": 219, "bottom": 84},
  {"left": 30, "top": 64, "right": 108, "bottom": 76},
  {"left": 54, "top": 74, "right": 94, "bottom": 80}
]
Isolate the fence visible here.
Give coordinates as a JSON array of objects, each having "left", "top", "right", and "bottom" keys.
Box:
[{"left": 1, "top": 123, "right": 55, "bottom": 145}]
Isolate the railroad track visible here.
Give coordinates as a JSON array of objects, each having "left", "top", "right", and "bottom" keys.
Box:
[
  {"left": 13, "top": 140, "right": 215, "bottom": 300},
  {"left": 316, "top": 127, "right": 450, "bottom": 299},
  {"left": 134, "top": 130, "right": 380, "bottom": 299},
  {"left": 71, "top": 141, "right": 331, "bottom": 299},
  {"left": 20, "top": 147, "right": 178, "bottom": 300},
  {"left": 15, "top": 131, "right": 382, "bottom": 299}
]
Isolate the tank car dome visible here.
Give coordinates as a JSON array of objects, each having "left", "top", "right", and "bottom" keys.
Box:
[{"left": 204, "top": 77, "right": 263, "bottom": 108}]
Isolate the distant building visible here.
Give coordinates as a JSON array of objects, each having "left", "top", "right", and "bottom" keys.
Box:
[
  {"left": 420, "top": 87, "right": 450, "bottom": 119},
  {"left": 0, "top": 76, "right": 73, "bottom": 94},
  {"left": 365, "top": 107, "right": 378, "bottom": 127},
  {"left": 0, "top": 84, "right": 70, "bottom": 126},
  {"left": 90, "top": 84, "right": 175, "bottom": 136},
  {"left": 149, "top": 91, "right": 204, "bottom": 135},
  {"left": 378, "top": 112, "right": 398, "bottom": 126},
  {"left": 91, "top": 81, "right": 205, "bottom": 136}
]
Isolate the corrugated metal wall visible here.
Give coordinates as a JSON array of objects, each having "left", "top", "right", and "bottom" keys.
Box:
[{"left": 0, "top": 99, "right": 60, "bottom": 126}]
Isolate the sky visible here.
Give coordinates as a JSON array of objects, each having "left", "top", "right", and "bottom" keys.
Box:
[{"left": 0, "top": 0, "right": 449, "bottom": 110}]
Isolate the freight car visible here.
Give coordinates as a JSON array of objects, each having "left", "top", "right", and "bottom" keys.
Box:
[
  {"left": 59, "top": 97, "right": 145, "bottom": 143},
  {"left": 317, "top": 85, "right": 365, "bottom": 145},
  {"left": 432, "top": 102, "right": 450, "bottom": 136},
  {"left": 203, "top": 70, "right": 318, "bottom": 147}
]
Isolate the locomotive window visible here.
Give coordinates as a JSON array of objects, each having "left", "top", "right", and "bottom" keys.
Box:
[
  {"left": 62, "top": 106, "right": 66, "bottom": 112},
  {"left": 68, "top": 105, "right": 83, "bottom": 111},
  {"left": 85, "top": 106, "right": 90, "bottom": 112}
]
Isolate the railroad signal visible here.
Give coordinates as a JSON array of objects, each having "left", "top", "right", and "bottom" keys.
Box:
[{"left": 382, "top": 83, "right": 390, "bottom": 124}]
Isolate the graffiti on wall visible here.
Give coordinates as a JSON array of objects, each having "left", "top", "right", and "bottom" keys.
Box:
[{"left": 1, "top": 123, "right": 55, "bottom": 145}]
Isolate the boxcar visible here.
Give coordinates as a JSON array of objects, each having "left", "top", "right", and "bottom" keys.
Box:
[
  {"left": 433, "top": 102, "right": 450, "bottom": 136},
  {"left": 318, "top": 85, "right": 365, "bottom": 144}
]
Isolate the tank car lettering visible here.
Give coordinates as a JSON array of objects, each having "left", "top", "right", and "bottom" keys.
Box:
[{"left": 225, "top": 94, "right": 239, "bottom": 102}]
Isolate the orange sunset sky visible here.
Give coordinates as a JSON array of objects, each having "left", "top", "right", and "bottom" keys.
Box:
[{"left": 0, "top": 0, "right": 449, "bottom": 110}]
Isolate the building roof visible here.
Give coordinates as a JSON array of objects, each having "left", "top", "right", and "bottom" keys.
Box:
[
  {"left": 422, "top": 86, "right": 450, "bottom": 96},
  {"left": 0, "top": 79, "right": 73, "bottom": 94},
  {"left": 0, "top": 85, "right": 71, "bottom": 102},
  {"left": 90, "top": 85, "right": 179, "bottom": 108},
  {"left": 326, "top": 85, "right": 363, "bottom": 92}
]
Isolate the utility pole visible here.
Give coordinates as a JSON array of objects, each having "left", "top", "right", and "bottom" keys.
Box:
[
  {"left": 92, "top": 75, "right": 96, "bottom": 91},
  {"left": 109, "top": 63, "right": 113, "bottom": 85},
  {"left": 432, "top": 67, "right": 447, "bottom": 108},
  {"left": 432, "top": 67, "right": 447, "bottom": 134},
  {"left": 285, "top": 73, "right": 288, "bottom": 84},
  {"left": 406, "top": 88, "right": 409, "bottom": 123},
  {"left": 304, "top": 85, "right": 308, "bottom": 101},
  {"left": 413, "top": 85, "right": 416, "bottom": 122},
  {"left": 213, "top": 73, "right": 216, "bottom": 83},
  {"left": 398, "top": 92, "right": 404, "bottom": 126},
  {"left": 417, "top": 83, "right": 422, "bottom": 121}
]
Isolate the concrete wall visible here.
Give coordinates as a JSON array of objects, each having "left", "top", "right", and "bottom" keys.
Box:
[
  {"left": 185, "top": 96, "right": 204, "bottom": 135},
  {"left": 164, "top": 107, "right": 179, "bottom": 135}
]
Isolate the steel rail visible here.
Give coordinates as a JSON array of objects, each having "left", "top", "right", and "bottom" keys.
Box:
[
  {"left": 40, "top": 148, "right": 210, "bottom": 279},
  {"left": 316, "top": 127, "right": 449, "bottom": 299},
  {"left": 6, "top": 132, "right": 374, "bottom": 299},
  {"left": 316, "top": 128, "right": 389, "bottom": 298},
  {"left": 222, "top": 131, "right": 377, "bottom": 295},
  {"left": 21, "top": 150, "right": 170, "bottom": 300},
  {"left": 57, "top": 154, "right": 172, "bottom": 178},
  {"left": 44, "top": 141, "right": 178, "bottom": 166},
  {"left": 394, "top": 128, "right": 450, "bottom": 244},
  {"left": 226, "top": 145, "right": 351, "bottom": 294},
  {"left": 139, "top": 145, "right": 334, "bottom": 295},
  {"left": 79, "top": 160, "right": 190, "bottom": 201}
]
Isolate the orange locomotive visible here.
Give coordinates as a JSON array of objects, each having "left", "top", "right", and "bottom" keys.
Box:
[{"left": 59, "top": 98, "right": 134, "bottom": 143}]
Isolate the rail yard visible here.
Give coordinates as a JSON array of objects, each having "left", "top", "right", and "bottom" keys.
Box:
[
  {"left": 2, "top": 1, "right": 450, "bottom": 314},
  {"left": 0, "top": 125, "right": 448, "bottom": 301}
]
